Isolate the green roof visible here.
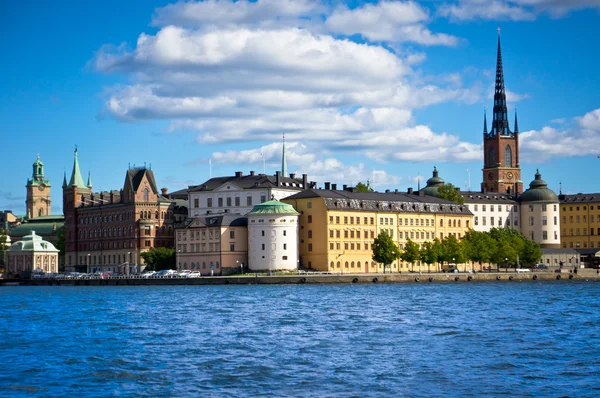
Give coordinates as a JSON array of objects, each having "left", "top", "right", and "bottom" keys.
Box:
[
  {"left": 10, "top": 221, "right": 64, "bottom": 237},
  {"left": 519, "top": 170, "right": 558, "bottom": 203},
  {"left": 8, "top": 231, "right": 59, "bottom": 253},
  {"left": 248, "top": 200, "right": 299, "bottom": 215}
]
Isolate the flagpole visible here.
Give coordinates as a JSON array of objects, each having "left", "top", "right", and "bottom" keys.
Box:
[
  {"left": 262, "top": 153, "right": 266, "bottom": 174},
  {"left": 209, "top": 158, "right": 212, "bottom": 178}
]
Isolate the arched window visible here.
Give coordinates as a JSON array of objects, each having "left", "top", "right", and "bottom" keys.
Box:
[
  {"left": 143, "top": 188, "right": 149, "bottom": 201},
  {"left": 504, "top": 145, "right": 512, "bottom": 167},
  {"left": 488, "top": 148, "right": 495, "bottom": 167},
  {"left": 345, "top": 261, "right": 349, "bottom": 268},
  {"left": 38, "top": 208, "right": 44, "bottom": 217},
  {"left": 330, "top": 262, "right": 334, "bottom": 269}
]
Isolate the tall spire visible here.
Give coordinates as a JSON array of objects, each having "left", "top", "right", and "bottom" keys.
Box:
[
  {"left": 68, "top": 147, "right": 86, "bottom": 188},
  {"left": 87, "top": 170, "right": 93, "bottom": 189},
  {"left": 483, "top": 108, "right": 488, "bottom": 134},
  {"left": 281, "top": 133, "right": 288, "bottom": 178},
  {"left": 62, "top": 171, "right": 67, "bottom": 188},
  {"left": 514, "top": 109, "right": 519, "bottom": 133},
  {"left": 490, "top": 28, "right": 511, "bottom": 137}
]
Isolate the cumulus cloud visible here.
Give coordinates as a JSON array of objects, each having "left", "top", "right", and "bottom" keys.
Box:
[
  {"left": 439, "top": 0, "right": 600, "bottom": 22},
  {"left": 326, "top": 1, "right": 459, "bottom": 45},
  {"left": 520, "top": 108, "right": 600, "bottom": 161}
]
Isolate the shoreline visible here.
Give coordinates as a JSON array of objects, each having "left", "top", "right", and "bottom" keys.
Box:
[{"left": 3, "top": 270, "right": 599, "bottom": 286}]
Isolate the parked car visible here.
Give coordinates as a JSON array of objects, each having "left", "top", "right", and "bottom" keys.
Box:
[
  {"left": 188, "top": 271, "right": 201, "bottom": 278},
  {"left": 533, "top": 264, "right": 549, "bottom": 270},
  {"left": 142, "top": 271, "right": 156, "bottom": 278},
  {"left": 178, "top": 270, "right": 192, "bottom": 278}
]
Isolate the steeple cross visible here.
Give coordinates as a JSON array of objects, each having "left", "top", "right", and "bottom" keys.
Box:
[{"left": 497, "top": 26, "right": 501, "bottom": 36}]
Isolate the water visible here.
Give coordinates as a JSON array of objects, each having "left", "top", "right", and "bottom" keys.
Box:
[{"left": 1, "top": 282, "right": 600, "bottom": 397}]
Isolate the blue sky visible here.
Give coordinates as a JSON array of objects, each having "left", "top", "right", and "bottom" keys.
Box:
[{"left": 2, "top": 0, "right": 600, "bottom": 216}]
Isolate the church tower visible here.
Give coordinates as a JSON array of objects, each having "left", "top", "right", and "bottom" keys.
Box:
[
  {"left": 26, "top": 155, "right": 52, "bottom": 218},
  {"left": 481, "top": 29, "right": 523, "bottom": 195}
]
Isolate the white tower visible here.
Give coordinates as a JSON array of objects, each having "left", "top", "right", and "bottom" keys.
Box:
[{"left": 247, "top": 199, "right": 299, "bottom": 271}]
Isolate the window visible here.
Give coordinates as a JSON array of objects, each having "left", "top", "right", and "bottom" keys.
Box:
[
  {"left": 143, "top": 188, "right": 149, "bottom": 201},
  {"left": 230, "top": 244, "right": 235, "bottom": 251},
  {"left": 262, "top": 230, "right": 265, "bottom": 237},
  {"left": 308, "top": 215, "right": 312, "bottom": 223},
  {"left": 207, "top": 198, "right": 213, "bottom": 207},
  {"left": 226, "top": 197, "right": 232, "bottom": 207},
  {"left": 529, "top": 216, "right": 534, "bottom": 226},
  {"left": 308, "top": 230, "right": 312, "bottom": 238},
  {"left": 474, "top": 205, "right": 478, "bottom": 211},
  {"left": 489, "top": 149, "right": 495, "bottom": 167},
  {"left": 283, "top": 243, "right": 287, "bottom": 250},
  {"left": 262, "top": 244, "right": 265, "bottom": 250},
  {"left": 542, "top": 231, "right": 548, "bottom": 240},
  {"left": 230, "top": 230, "right": 235, "bottom": 239},
  {"left": 345, "top": 217, "right": 349, "bottom": 224},
  {"left": 344, "top": 230, "right": 348, "bottom": 238},
  {"left": 261, "top": 195, "right": 266, "bottom": 203},
  {"left": 218, "top": 198, "right": 223, "bottom": 207},
  {"left": 542, "top": 204, "right": 547, "bottom": 212},
  {"left": 504, "top": 145, "right": 512, "bottom": 167},
  {"left": 483, "top": 205, "right": 486, "bottom": 212},
  {"left": 307, "top": 202, "right": 312, "bottom": 208},
  {"left": 194, "top": 198, "right": 199, "bottom": 208},
  {"left": 247, "top": 196, "right": 252, "bottom": 206},
  {"left": 542, "top": 216, "right": 547, "bottom": 226},
  {"left": 330, "top": 230, "right": 334, "bottom": 238},
  {"left": 491, "top": 205, "right": 494, "bottom": 212},
  {"left": 308, "top": 243, "right": 313, "bottom": 252},
  {"left": 235, "top": 197, "right": 240, "bottom": 206},
  {"left": 145, "top": 226, "right": 151, "bottom": 236}
]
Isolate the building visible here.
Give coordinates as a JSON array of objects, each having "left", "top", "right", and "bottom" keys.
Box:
[
  {"left": 481, "top": 31, "right": 523, "bottom": 195},
  {"left": 26, "top": 155, "right": 53, "bottom": 218},
  {"left": 559, "top": 192, "right": 600, "bottom": 250},
  {"left": 6, "top": 231, "right": 59, "bottom": 277},
  {"left": 175, "top": 214, "right": 248, "bottom": 275},
  {"left": 283, "top": 188, "right": 473, "bottom": 273},
  {"left": 247, "top": 200, "right": 299, "bottom": 271},
  {"left": 62, "top": 148, "right": 186, "bottom": 273},
  {"left": 518, "top": 171, "right": 560, "bottom": 248},
  {"left": 0, "top": 210, "right": 20, "bottom": 230},
  {"left": 187, "top": 171, "right": 312, "bottom": 217}
]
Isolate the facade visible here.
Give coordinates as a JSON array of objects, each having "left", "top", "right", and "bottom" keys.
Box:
[
  {"left": 283, "top": 188, "right": 473, "bottom": 273},
  {"left": 175, "top": 214, "right": 248, "bottom": 275},
  {"left": 247, "top": 200, "right": 299, "bottom": 271},
  {"left": 6, "top": 231, "right": 59, "bottom": 276},
  {"left": 462, "top": 192, "right": 519, "bottom": 232},
  {"left": 540, "top": 248, "right": 581, "bottom": 269},
  {"left": 187, "top": 171, "right": 313, "bottom": 217},
  {"left": 63, "top": 148, "right": 186, "bottom": 273},
  {"left": 26, "top": 155, "right": 52, "bottom": 218},
  {"left": 1, "top": 210, "right": 20, "bottom": 230},
  {"left": 481, "top": 32, "right": 523, "bottom": 195},
  {"left": 559, "top": 193, "right": 600, "bottom": 250},
  {"left": 518, "top": 171, "right": 560, "bottom": 248}
]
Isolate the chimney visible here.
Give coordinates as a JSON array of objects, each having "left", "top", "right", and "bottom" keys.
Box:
[
  {"left": 235, "top": 171, "right": 243, "bottom": 178},
  {"left": 407, "top": 188, "right": 413, "bottom": 194},
  {"left": 324, "top": 182, "right": 331, "bottom": 190},
  {"left": 332, "top": 183, "right": 337, "bottom": 190},
  {"left": 343, "top": 184, "right": 347, "bottom": 191},
  {"left": 290, "top": 173, "right": 296, "bottom": 179},
  {"left": 161, "top": 187, "right": 168, "bottom": 195},
  {"left": 250, "top": 171, "right": 255, "bottom": 176},
  {"left": 276, "top": 171, "right": 281, "bottom": 187},
  {"left": 385, "top": 189, "right": 390, "bottom": 193},
  {"left": 454, "top": 187, "right": 460, "bottom": 193},
  {"left": 302, "top": 174, "right": 308, "bottom": 189},
  {"left": 395, "top": 189, "right": 398, "bottom": 193}
]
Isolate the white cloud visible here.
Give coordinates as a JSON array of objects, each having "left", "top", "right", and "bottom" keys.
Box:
[
  {"left": 326, "top": 1, "right": 459, "bottom": 45},
  {"left": 439, "top": 0, "right": 600, "bottom": 22},
  {"left": 520, "top": 108, "right": 600, "bottom": 161}
]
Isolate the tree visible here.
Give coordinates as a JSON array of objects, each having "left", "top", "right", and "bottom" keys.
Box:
[
  {"left": 462, "top": 230, "right": 495, "bottom": 272},
  {"left": 372, "top": 231, "right": 401, "bottom": 273},
  {"left": 437, "top": 183, "right": 465, "bottom": 204},
  {"left": 521, "top": 239, "right": 542, "bottom": 266},
  {"left": 401, "top": 238, "right": 420, "bottom": 272},
  {"left": 140, "top": 247, "right": 176, "bottom": 271},
  {"left": 489, "top": 227, "right": 523, "bottom": 269},
  {"left": 355, "top": 181, "right": 374, "bottom": 192},
  {"left": 441, "top": 234, "right": 466, "bottom": 270},
  {"left": 420, "top": 241, "right": 438, "bottom": 273}
]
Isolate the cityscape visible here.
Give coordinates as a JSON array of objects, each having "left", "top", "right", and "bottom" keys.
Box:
[{"left": 2, "top": 1, "right": 600, "bottom": 396}]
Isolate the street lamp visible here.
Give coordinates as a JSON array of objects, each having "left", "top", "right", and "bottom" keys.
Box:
[
  {"left": 177, "top": 249, "right": 181, "bottom": 271},
  {"left": 505, "top": 257, "right": 508, "bottom": 273},
  {"left": 87, "top": 253, "right": 91, "bottom": 273},
  {"left": 127, "top": 252, "right": 131, "bottom": 275}
]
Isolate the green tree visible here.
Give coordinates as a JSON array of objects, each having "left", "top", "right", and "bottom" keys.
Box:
[
  {"left": 462, "top": 230, "right": 495, "bottom": 272},
  {"left": 401, "top": 238, "right": 420, "bottom": 272},
  {"left": 420, "top": 240, "right": 439, "bottom": 273},
  {"left": 488, "top": 227, "right": 523, "bottom": 269},
  {"left": 140, "top": 247, "right": 176, "bottom": 271},
  {"left": 521, "top": 239, "right": 542, "bottom": 266},
  {"left": 372, "top": 231, "right": 401, "bottom": 273},
  {"left": 431, "top": 238, "right": 444, "bottom": 272},
  {"left": 441, "top": 234, "right": 466, "bottom": 270},
  {"left": 437, "top": 183, "right": 465, "bottom": 204},
  {"left": 355, "top": 181, "right": 374, "bottom": 192}
]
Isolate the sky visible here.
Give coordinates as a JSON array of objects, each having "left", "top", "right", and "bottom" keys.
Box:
[{"left": 2, "top": 0, "right": 600, "bottom": 216}]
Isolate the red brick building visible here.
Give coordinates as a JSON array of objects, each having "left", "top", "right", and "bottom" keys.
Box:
[{"left": 62, "top": 149, "right": 186, "bottom": 273}]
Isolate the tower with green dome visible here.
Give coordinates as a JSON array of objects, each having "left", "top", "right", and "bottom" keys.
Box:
[{"left": 26, "top": 154, "right": 52, "bottom": 219}]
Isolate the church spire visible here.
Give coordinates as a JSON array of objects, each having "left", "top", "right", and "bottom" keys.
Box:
[
  {"left": 490, "top": 27, "right": 511, "bottom": 137},
  {"left": 62, "top": 171, "right": 67, "bottom": 188},
  {"left": 514, "top": 109, "right": 519, "bottom": 133},
  {"left": 281, "top": 133, "right": 288, "bottom": 178},
  {"left": 87, "top": 170, "right": 93, "bottom": 189},
  {"left": 483, "top": 109, "right": 488, "bottom": 134},
  {"left": 68, "top": 147, "right": 86, "bottom": 188}
]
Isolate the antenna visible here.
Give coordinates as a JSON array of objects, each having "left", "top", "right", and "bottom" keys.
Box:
[{"left": 467, "top": 168, "right": 471, "bottom": 191}]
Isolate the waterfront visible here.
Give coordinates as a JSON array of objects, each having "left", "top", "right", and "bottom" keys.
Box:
[{"left": 1, "top": 283, "right": 600, "bottom": 397}]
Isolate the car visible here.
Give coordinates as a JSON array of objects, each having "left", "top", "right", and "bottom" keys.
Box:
[
  {"left": 188, "top": 271, "right": 201, "bottom": 278},
  {"left": 164, "top": 270, "right": 178, "bottom": 278},
  {"left": 142, "top": 271, "right": 156, "bottom": 278},
  {"left": 533, "top": 264, "right": 549, "bottom": 270},
  {"left": 178, "top": 270, "right": 192, "bottom": 278}
]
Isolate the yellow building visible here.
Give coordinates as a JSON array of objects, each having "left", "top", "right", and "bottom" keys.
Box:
[
  {"left": 283, "top": 188, "right": 473, "bottom": 273},
  {"left": 559, "top": 193, "right": 600, "bottom": 250}
]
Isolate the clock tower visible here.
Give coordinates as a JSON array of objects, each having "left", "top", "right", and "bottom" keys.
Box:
[
  {"left": 26, "top": 154, "right": 52, "bottom": 218},
  {"left": 481, "top": 30, "right": 523, "bottom": 195}
]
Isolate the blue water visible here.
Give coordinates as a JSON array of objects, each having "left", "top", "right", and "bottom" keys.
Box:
[{"left": 1, "top": 282, "right": 600, "bottom": 397}]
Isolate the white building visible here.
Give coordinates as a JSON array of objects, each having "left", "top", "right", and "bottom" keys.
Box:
[
  {"left": 518, "top": 170, "right": 560, "bottom": 248},
  {"left": 247, "top": 200, "right": 299, "bottom": 271},
  {"left": 188, "top": 171, "right": 312, "bottom": 217},
  {"left": 6, "top": 230, "right": 59, "bottom": 276},
  {"left": 461, "top": 192, "right": 519, "bottom": 233}
]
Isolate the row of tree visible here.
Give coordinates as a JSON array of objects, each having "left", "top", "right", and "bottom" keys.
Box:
[{"left": 372, "top": 227, "right": 542, "bottom": 272}]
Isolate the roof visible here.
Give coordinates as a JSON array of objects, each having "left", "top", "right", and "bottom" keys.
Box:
[
  {"left": 284, "top": 189, "right": 473, "bottom": 216},
  {"left": 166, "top": 188, "right": 189, "bottom": 200},
  {"left": 68, "top": 148, "right": 87, "bottom": 188},
  {"left": 8, "top": 231, "right": 59, "bottom": 253},
  {"left": 126, "top": 168, "right": 158, "bottom": 194},
  {"left": 248, "top": 200, "right": 299, "bottom": 215},
  {"left": 460, "top": 191, "right": 517, "bottom": 204},
  {"left": 518, "top": 170, "right": 558, "bottom": 203},
  {"left": 177, "top": 214, "right": 248, "bottom": 229},
  {"left": 541, "top": 248, "right": 579, "bottom": 255},
  {"left": 188, "top": 173, "right": 306, "bottom": 192},
  {"left": 420, "top": 167, "right": 445, "bottom": 197},
  {"left": 9, "top": 221, "right": 63, "bottom": 238},
  {"left": 559, "top": 193, "right": 600, "bottom": 204}
]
